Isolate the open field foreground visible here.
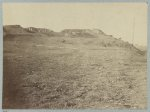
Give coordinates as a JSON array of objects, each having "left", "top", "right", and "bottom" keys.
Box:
[{"left": 3, "top": 25, "right": 147, "bottom": 109}]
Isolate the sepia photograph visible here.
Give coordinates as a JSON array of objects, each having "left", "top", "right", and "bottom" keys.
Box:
[{"left": 2, "top": 3, "right": 147, "bottom": 109}]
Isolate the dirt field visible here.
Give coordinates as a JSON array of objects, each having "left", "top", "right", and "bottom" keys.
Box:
[{"left": 3, "top": 35, "right": 147, "bottom": 109}]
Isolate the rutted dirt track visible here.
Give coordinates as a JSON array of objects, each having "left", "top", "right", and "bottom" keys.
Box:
[{"left": 3, "top": 36, "right": 147, "bottom": 109}]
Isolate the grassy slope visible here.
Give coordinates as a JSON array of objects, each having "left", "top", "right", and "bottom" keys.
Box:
[{"left": 3, "top": 34, "right": 147, "bottom": 109}]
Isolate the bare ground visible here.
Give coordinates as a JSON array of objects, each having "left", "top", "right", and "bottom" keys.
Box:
[{"left": 3, "top": 36, "right": 147, "bottom": 109}]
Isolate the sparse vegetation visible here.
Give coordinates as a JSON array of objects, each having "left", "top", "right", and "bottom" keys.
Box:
[{"left": 3, "top": 25, "right": 147, "bottom": 109}]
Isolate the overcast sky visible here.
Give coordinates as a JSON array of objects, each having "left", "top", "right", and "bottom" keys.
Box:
[{"left": 3, "top": 3, "right": 147, "bottom": 46}]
